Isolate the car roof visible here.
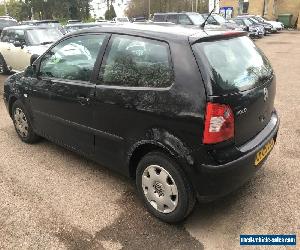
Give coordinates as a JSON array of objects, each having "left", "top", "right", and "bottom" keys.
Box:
[
  {"left": 68, "top": 24, "right": 245, "bottom": 43},
  {"left": 3, "top": 25, "right": 58, "bottom": 31}
]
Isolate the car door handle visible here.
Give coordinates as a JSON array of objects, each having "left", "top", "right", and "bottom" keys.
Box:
[{"left": 77, "top": 96, "right": 90, "bottom": 105}]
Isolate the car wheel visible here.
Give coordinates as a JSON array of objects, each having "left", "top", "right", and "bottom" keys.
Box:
[
  {"left": 12, "top": 100, "right": 40, "bottom": 144},
  {"left": 136, "top": 151, "right": 196, "bottom": 223},
  {"left": 0, "top": 53, "right": 10, "bottom": 74}
]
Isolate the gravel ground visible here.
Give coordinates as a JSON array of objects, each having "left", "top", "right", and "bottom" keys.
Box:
[{"left": 0, "top": 31, "right": 299, "bottom": 250}]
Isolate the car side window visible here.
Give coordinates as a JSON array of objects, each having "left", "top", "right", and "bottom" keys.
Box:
[
  {"left": 0, "top": 30, "right": 9, "bottom": 42},
  {"left": 154, "top": 15, "right": 166, "bottom": 22},
  {"left": 39, "top": 34, "right": 106, "bottom": 82},
  {"left": 178, "top": 15, "right": 192, "bottom": 25},
  {"left": 14, "top": 30, "right": 26, "bottom": 45},
  {"left": 208, "top": 16, "right": 218, "bottom": 25},
  {"left": 167, "top": 15, "right": 178, "bottom": 24},
  {"left": 1, "top": 30, "right": 14, "bottom": 43},
  {"left": 99, "top": 35, "right": 174, "bottom": 88}
]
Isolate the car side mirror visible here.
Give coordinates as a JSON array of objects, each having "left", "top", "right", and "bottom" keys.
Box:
[
  {"left": 24, "top": 65, "right": 37, "bottom": 77},
  {"left": 14, "top": 41, "right": 24, "bottom": 49}
]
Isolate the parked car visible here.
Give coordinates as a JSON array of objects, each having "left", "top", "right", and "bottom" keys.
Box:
[
  {"left": 238, "top": 15, "right": 274, "bottom": 35},
  {"left": 65, "top": 22, "right": 101, "bottom": 33},
  {"left": 132, "top": 16, "right": 147, "bottom": 22},
  {"left": 154, "top": 12, "right": 206, "bottom": 26},
  {"left": 201, "top": 13, "right": 243, "bottom": 30},
  {"left": 153, "top": 12, "right": 224, "bottom": 30},
  {"left": 253, "top": 15, "right": 284, "bottom": 31},
  {"left": 67, "top": 20, "right": 81, "bottom": 24},
  {"left": 3, "top": 25, "right": 279, "bottom": 223},
  {"left": 112, "top": 17, "right": 130, "bottom": 23},
  {"left": 0, "top": 16, "right": 17, "bottom": 22},
  {"left": 0, "top": 19, "right": 18, "bottom": 34},
  {"left": 65, "top": 22, "right": 118, "bottom": 33},
  {"left": 0, "top": 25, "right": 63, "bottom": 73},
  {"left": 21, "top": 20, "right": 65, "bottom": 34},
  {"left": 231, "top": 18, "right": 264, "bottom": 38}
]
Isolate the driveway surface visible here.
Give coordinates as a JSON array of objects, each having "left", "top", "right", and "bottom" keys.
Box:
[{"left": 0, "top": 31, "right": 299, "bottom": 250}]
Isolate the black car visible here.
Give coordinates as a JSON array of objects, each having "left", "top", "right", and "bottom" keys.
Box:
[{"left": 3, "top": 25, "right": 279, "bottom": 223}]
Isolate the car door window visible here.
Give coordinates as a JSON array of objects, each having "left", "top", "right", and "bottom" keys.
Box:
[
  {"left": 208, "top": 16, "right": 218, "bottom": 25},
  {"left": 39, "top": 34, "right": 107, "bottom": 82},
  {"left": 13, "top": 30, "right": 26, "bottom": 45},
  {"left": 154, "top": 15, "right": 166, "bottom": 22},
  {"left": 1, "top": 30, "right": 15, "bottom": 43},
  {"left": 167, "top": 15, "right": 178, "bottom": 24},
  {"left": 1, "top": 30, "right": 10, "bottom": 42},
  {"left": 178, "top": 15, "right": 192, "bottom": 25},
  {"left": 99, "top": 35, "right": 174, "bottom": 88}
]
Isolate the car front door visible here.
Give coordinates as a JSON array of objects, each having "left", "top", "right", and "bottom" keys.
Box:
[
  {"left": 25, "top": 33, "right": 109, "bottom": 155},
  {"left": 9, "top": 29, "right": 31, "bottom": 71},
  {"left": 0, "top": 29, "right": 16, "bottom": 68}
]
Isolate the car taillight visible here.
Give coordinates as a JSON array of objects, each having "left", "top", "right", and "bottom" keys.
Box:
[{"left": 203, "top": 102, "right": 234, "bottom": 144}]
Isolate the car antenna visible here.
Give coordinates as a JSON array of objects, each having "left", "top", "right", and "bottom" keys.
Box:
[{"left": 201, "top": 2, "right": 216, "bottom": 29}]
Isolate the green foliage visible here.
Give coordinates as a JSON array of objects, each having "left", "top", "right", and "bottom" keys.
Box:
[
  {"left": 105, "top": 4, "right": 117, "bottom": 20},
  {"left": 0, "top": 5, "right": 6, "bottom": 16},
  {"left": 4, "top": 0, "right": 92, "bottom": 21},
  {"left": 126, "top": 0, "right": 209, "bottom": 18}
]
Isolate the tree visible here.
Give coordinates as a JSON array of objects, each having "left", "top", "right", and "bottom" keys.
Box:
[
  {"left": 105, "top": 4, "right": 116, "bottom": 20},
  {"left": 0, "top": 5, "right": 5, "bottom": 16},
  {"left": 4, "top": 0, "right": 92, "bottom": 21},
  {"left": 126, "top": 0, "right": 209, "bottom": 18}
]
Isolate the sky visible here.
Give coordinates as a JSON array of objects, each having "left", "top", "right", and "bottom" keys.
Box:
[{"left": 90, "top": 0, "right": 130, "bottom": 18}]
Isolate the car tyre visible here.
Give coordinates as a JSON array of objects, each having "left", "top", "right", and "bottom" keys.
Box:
[
  {"left": 136, "top": 151, "right": 196, "bottom": 223},
  {"left": 0, "top": 53, "right": 10, "bottom": 74},
  {"left": 12, "top": 100, "right": 40, "bottom": 144}
]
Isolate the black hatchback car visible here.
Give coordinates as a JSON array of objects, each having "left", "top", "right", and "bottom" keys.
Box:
[{"left": 3, "top": 25, "right": 279, "bottom": 223}]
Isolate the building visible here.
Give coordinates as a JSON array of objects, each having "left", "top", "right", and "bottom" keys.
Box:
[{"left": 219, "top": 0, "right": 300, "bottom": 27}]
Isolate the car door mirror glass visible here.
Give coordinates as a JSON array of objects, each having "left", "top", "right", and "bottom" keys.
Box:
[{"left": 13, "top": 41, "right": 23, "bottom": 48}]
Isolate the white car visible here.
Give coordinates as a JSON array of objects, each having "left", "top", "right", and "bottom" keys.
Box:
[
  {"left": 255, "top": 16, "right": 284, "bottom": 31},
  {"left": 112, "top": 17, "right": 130, "bottom": 23},
  {"left": 0, "top": 25, "right": 62, "bottom": 73}
]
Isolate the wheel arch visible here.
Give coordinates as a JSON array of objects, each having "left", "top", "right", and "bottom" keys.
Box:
[
  {"left": 128, "top": 133, "right": 195, "bottom": 180},
  {"left": 8, "top": 95, "right": 18, "bottom": 117}
]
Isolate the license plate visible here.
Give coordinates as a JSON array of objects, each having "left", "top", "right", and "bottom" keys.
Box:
[{"left": 255, "top": 138, "right": 275, "bottom": 166}]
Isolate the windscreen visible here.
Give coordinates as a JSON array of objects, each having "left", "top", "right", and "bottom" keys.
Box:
[
  {"left": 188, "top": 14, "right": 205, "bottom": 25},
  {"left": 27, "top": 28, "right": 62, "bottom": 45},
  {"left": 0, "top": 20, "right": 17, "bottom": 28},
  {"left": 213, "top": 15, "right": 226, "bottom": 24},
  {"left": 193, "top": 36, "right": 273, "bottom": 94}
]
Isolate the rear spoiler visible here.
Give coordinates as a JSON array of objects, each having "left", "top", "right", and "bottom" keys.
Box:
[{"left": 190, "top": 31, "right": 247, "bottom": 45}]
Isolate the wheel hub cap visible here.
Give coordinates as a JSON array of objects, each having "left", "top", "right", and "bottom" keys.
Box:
[
  {"left": 14, "top": 108, "right": 29, "bottom": 138},
  {"left": 153, "top": 181, "right": 165, "bottom": 197},
  {"left": 142, "top": 165, "right": 178, "bottom": 214}
]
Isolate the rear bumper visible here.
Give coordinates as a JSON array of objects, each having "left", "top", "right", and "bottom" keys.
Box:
[{"left": 189, "top": 111, "right": 280, "bottom": 202}]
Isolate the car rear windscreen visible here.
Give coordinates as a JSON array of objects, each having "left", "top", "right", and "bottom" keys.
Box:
[{"left": 193, "top": 36, "right": 273, "bottom": 94}]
